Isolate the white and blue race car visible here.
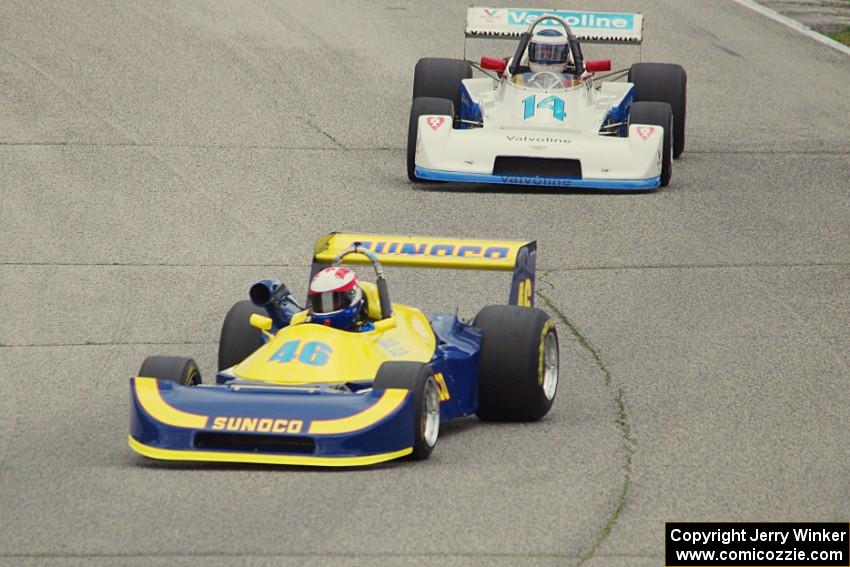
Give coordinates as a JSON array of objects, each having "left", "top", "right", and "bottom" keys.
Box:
[{"left": 408, "top": 7, "right": 687, "bottom": 190}]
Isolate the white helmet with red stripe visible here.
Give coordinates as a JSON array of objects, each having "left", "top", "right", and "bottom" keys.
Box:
[{"left": 308, "top": 267, "right": 364, "bottom": 329}]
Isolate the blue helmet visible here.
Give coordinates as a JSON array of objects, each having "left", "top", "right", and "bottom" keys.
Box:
[{"left": 308, "top": 267, "right": 364, "bottom": 330}]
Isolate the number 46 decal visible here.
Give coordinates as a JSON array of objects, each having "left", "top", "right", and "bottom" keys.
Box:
[
  {"left": 269, "top": 340, "right": 332, "bottom": 366},
  {"left": 522, "top": 95, "right": 565, "bottom": 121}
]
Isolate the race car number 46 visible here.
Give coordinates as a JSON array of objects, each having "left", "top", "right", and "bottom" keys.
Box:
[{"left": 269, "top": 340, "right": 332, "bottom": 366}]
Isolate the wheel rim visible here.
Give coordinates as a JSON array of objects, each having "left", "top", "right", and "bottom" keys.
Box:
[
  {"left": 188, "top": 367, "right": 201, "bottom": 386},
  {"left": 542, "top": 332, "right": 559, "bottom": 401},
  {"left": 422, "top": 377, "right": 440, "bottom": 447}
]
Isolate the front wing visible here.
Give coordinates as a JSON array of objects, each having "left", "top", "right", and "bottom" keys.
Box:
[
  {"left": 129, "top": 377, "right": 416, "bottom": 467},
  {"left": 415, "top": 118, "right": 664, "bottom": 190}
]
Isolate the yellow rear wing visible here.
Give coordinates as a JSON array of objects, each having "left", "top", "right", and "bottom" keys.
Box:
[{"left": 311, "top": 233, "right": 537, "bottom": 307}]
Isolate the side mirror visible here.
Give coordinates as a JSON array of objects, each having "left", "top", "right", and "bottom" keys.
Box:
[
  {"left": 249, "top": 313, "right": 273, "bottom": 332},
  {"left": 480, "top": 57, "right": 507, "bottom": 74},
  {"left": 585, "top": 59, "right": 611, "bottom": 73}
]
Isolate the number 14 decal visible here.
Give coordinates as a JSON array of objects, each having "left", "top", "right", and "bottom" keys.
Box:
[{"left": 522, "top": 95, "right": 565, "bottom": 121}]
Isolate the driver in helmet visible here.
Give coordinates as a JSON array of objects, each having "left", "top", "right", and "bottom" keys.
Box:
[
  {"left": 513, "top": 28, "right": 580, "bottom": 87},
  {"left": 308, "top": 266, "right": 374, "bottom": 332}
]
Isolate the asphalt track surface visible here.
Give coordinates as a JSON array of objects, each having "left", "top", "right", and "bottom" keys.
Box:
[{"left": 1, "top": 1, "right": 848, "bottom": 565}]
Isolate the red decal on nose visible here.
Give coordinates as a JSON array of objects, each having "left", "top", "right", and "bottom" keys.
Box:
[
  {"left": 636, "top": 126, "right": 655, "bottom": 141},
  {"left": 427, "top": 117, "right": 445, "bottom": 131}
]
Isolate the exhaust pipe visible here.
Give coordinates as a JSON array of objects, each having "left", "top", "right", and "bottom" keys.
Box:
[
  {"left": 249, "top": 279, "right": 281, "bottom": 307},
  {"left": 248, "top": 279, "right": 302, "bottom": 328}
]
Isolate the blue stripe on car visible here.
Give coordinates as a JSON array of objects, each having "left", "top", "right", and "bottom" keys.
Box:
[
  {"left": 459, "top": 82, "right": 481, "bottom": 129},
  {"left": 414, "top": 167, "right": 660, "bottom": 190}
]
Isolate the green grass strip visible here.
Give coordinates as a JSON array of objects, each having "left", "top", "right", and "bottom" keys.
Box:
[{"left": 827, "top": 26, "right": 850, "bottom": 46}]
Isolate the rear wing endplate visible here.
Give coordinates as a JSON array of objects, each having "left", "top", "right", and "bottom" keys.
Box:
[
  {"left": 311, "top": 233, "right": 537, "bottom": 307},
  {"left": 465, "top": 6, "right": 644, "bottom": 44}
]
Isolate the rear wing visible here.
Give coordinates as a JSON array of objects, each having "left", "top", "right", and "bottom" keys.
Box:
[
  {"left": 311, "top": 233, "right": 537, "bottom": 307},
  {"left": 465, "top": 6, "right": 644, "bottom": 44}
]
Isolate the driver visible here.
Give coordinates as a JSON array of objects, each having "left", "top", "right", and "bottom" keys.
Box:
[
  {"left": 308, "top": 266, "right": 373, "bottom": 332},
  {"left": 513, "top": 28, "right": 580, "bottom": 87}
]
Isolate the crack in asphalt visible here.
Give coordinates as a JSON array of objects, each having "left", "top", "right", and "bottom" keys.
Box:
[
  {"left": 304, "top": 119, "right": 348, "bottom": 150},
  {"left": 684, "top": 149, "right": 850, "bottom": 154},
  {"left": 1, "top": 142, "right": 848, "bottom": 154},
  {"left": 0, "top": 261, "right": 304, "bottom": 267},
  {"left": 542, "top": 261, "right": 850, "bottom": 271},
  {"left": 0, "top": 141, "right": 358, "bottom": 150},
  {"left": 0, "top": 342, "right": 213, "bottom": 348},
  {"left": 2, "top": 261, "right": 846, "bottom": 269},
  {"left": 1, "top": 551, "right": 571, "bottom": 559},
  {"left": 536, "top": 272, "right": 636, "bottom": 566}
]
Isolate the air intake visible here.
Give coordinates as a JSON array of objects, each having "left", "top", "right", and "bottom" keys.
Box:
[
  {"left": 194, "top": 433, "right": 316, "bottom": 454},
  {"left": 493, "top": 157, "right": 582, "bottom": 178}
]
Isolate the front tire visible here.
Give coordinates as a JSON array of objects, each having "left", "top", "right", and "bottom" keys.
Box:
[
  {"left": 373, "top": 362, "right": 440, "bottom": 460},
  {"left": 218, "top": 300, "right": 265, "bottom": 371},
  {"left": 138, "top": 356, "right": 202, "bottom": 386},
  {"left": 407, "top": 96, "right": 454, "bottom": 181},
  {"left": 629, "top": 101, "right": 673, "bottom": 188},
  {"left": 412, "top": 57, "right": 472, "bottom": 112},
  {"left": 474, "top": 305, "right": 559, "bottom": 422},
  {"left": 628, "top": 62, "right": 687, "bottom": 158}
]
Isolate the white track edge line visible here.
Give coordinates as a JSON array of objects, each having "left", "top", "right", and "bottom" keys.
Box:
[{"left": 730, "top": 0, "right": 850, "bottom": 57}]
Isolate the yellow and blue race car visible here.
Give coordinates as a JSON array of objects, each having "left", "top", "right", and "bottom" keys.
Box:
[{"left": 129, "top": 233, "right": 559, "bottom": 467}]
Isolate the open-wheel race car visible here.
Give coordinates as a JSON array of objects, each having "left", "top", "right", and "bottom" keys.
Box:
[
  {"left": 408, "top": 7, "right": 687, "bottom": 189},
  {"left": 129, "top": 233, "right": 559, "bottom": 467}
]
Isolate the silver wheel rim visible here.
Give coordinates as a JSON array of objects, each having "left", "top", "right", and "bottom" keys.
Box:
[
  {"left": 422, "top": 377, "right": 440, "bottom": 447},
  {"left": 542, "top": 332, "right": 559, "bottom": 401}
]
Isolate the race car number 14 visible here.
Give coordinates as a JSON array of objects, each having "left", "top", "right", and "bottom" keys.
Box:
[{"left": 522, "top": 95, "right": 565, "bottom": 121}]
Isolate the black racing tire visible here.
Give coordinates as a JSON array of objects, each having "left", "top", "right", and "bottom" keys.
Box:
[
  {"left": 412, "top": 57, "right": 472, "bottom": 113},
  {"left": 407, "top": 96, "right": 454, "bottom": 182},
  {"left": 474, "top": 305, "right": 559, "bottom": 422},
  {"left": 373, "top": 361, "right": 440, "bottom": 460},
  {"left": 138, "top": 356, "right": 202, "bottom": 386},
  {"left": 218, "top": 300, "right": 265, "bottom": 371},
  {"left": 629, "top": 101, "right": 673, "bottom": 188},
  {"left": 628, "top": 62, "right": 687, "bottom": 159}
]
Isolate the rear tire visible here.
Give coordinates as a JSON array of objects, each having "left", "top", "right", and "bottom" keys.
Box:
[
  {"left": 218, "top": 300, "right": 265, "bottom": 371},
  {"left": 373, "top": 362, "right": 440, "bottom": 460},
  {"left": 412, "top": 57, "right": 472, "bottom": 112},
  {"left": 138, "top": 356, "right": 202, "bottom": 386},
  {"left": 629, "top": 63, "right": 687, "bottom": 159},
  {"left": 629, "top": 101, "right": 673, "bottom": 188},
  {"left": 407, "top": 97, "right": 454, "bottom": 182},
  {"left": 474, "top": 305, "right": 559, "bottom": 422}
]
